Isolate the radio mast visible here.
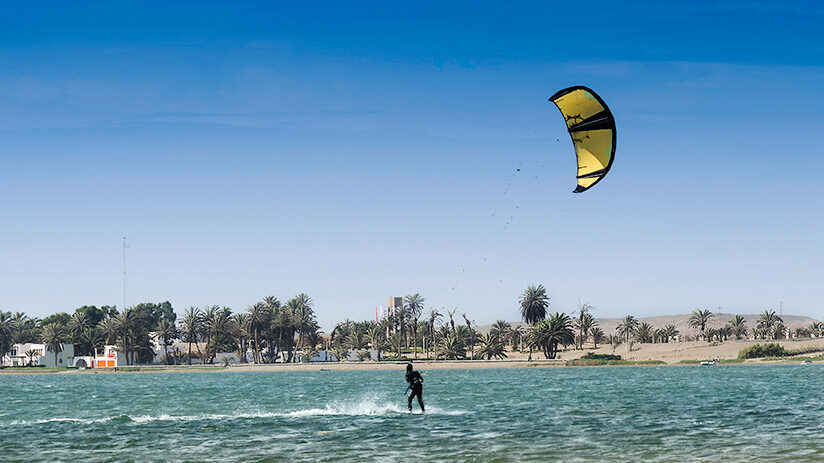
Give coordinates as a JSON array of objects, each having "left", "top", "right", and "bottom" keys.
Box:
[{"left": 122, "top": 236, "right": 127, "bottom": 310}]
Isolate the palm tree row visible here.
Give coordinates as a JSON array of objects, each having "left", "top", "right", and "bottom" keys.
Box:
[
  {"left": 0, "top": 296, "right": 322, "bottom": 366},
  {"left": 331, "top": 302, "right": 490, "bottom": 361},
  {"left": 227, "top": 294, "right": 320, "bottom": 364},
  {"left": 687, "top": 309, "right": 791, "bottom": 342},
  {"left": 0, "top": 303, "right": 172, "bottom": 366},
  {"left": 4, "top": 292, "right": 822, "bottom": 366}
]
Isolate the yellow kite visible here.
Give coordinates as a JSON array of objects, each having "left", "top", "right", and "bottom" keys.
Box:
[{"left": 549, "top": 86, "right": 616, "bottom": 193}]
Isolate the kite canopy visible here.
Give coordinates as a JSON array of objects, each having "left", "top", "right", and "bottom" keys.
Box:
[{"left": 549, "top": 86, "right": 616, "bottom": 193}]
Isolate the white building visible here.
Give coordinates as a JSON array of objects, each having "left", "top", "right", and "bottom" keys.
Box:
[
  {"left": 2, "top": 343, "right": 74, "bottom": 367},
  {"left": 92, "top": 345, "right": 127, "bottom": 368},
  {"left": 303, "top": 349, "right": 380, "bottom": 362}
]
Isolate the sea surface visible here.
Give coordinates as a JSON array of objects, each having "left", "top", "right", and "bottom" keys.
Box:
[{"left": 2, "top": 365, "right": 824, "bottom": 462}]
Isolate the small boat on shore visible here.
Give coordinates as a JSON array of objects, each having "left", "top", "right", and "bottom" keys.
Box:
[
  {"left": 801, "top": 360, "right": 812, "bottom": 365},
  {"left": 700, "top": 360, "right": 718, "bottom": 366}
]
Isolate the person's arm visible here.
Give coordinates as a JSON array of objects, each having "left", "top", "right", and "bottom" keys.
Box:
[{"left": 416, "top": 372, "right": 424, "bottom": 382}]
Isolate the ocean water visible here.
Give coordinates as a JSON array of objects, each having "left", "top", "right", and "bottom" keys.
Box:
[{"left": 2, "top": 365, "right": 824, "bottom": 462}]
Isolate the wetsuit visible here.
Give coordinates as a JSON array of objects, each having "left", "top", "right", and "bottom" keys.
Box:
[{"left": 406, "top": 370, "right": 424, "bottom": 412}]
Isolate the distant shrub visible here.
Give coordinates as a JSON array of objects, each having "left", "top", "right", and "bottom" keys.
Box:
[
  {"left": 581, "top": 352, "right": 622, "bottom": 361},
  {"left": 786, "top": 346, "right": 824, "bottom": 356},
  {"left": 567, "top": 358, "right": 664, "bottom": 366},
  {"left": 738, "top": 343, "right": 787, "bottom": 359}
]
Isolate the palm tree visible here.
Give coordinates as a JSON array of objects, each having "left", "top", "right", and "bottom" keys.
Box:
[
  {"left": 10, "top": 312, "right": 36, "bottom": 345},
  {"left": 290, "top": 294, "right": 316, "bottom": 361},
  {"left": 489, "top": 320, "right": 512, "bottom": 342},
  {"left": 771, "top": 322, "right": 787, "bottom": 340},
  {"left": 24, "top": 348, "right": 39, "bottom": 366},
  {"left": 718, "top": 325, "right": 733, "bottom": 341},
  {"left": 179, "top": 306, "right": 202, "bottom": 365},
  {"left": 477, "top": 333, "right": 507, "bottom": 360},
  {"left": 0, "top": 311, "right": 13, "bottom": 360},
  {"left": 447, "top": 308, "right": 457, "bottom": 333},
  {"left": 573, "top": 303, "right": 594, "bottom": 349},
  {"left": 758, "top": 310, "right": 783, "bottom": 339},
  {"left": 231, "top": 313, "right": 250, "bottom": 363},
  {"left": 590, "top": 327, "right": 605, "bottom": 348},
  {"left": 272, "top": 305, "right": 296, "bottom": 362},
  {"left": 67, "top": 312, "right": 93, "bottom": 355},
  {"left": 81, "top": 327, "right": 105, "bottom": 357},
  {"left": 200, "top": 305, "right": 220, "bottom": 364},
  {"left": 635, "top": 323, "right": 653, "bottom": 343},
  {"left": 115, "top": 309, "right": 141, "bottom": 365},
  {"left": 688, "top": 309, "right": 714, "bottom": 340},
  {"left": 403, "top": 294, "right": 425, "bottom": 358},
  {"left": 462, "top": 313, "right": 476, "bottom": 359},
  {"left": 245, "top": 303, "right": 268, "bottom": 363},
  {"left": 809, "top": 321, "right": 824, "bottom": 338},
  {"left": 520, "top": 285, "right": 549, "bottom": 325},
  {"left": 389, "top": 332, "right": 403, "bottom": 358},
  {"left": 427, "top": 308, "right": 442, "bottom": 359},
  {"left": 607, "top": 334, "right": 622, "bottom": 353},
  {"left": 154, "top": 319, "right": 178, "bottom": 364},
  {"left": 510, "top": 325, "right": 525, "bottom": 351},
  {"left": 331, "top": 345, "right": 349, "bottom": 362},
  {"left": 39, "top": 323, "right": 66, "bottom": 367},
  {"left": 660, "top": 324, "right": 679, "bottom": 343},
  {"left": 616, "top": 315, "right": 639, "bottom": 347},
  {"left": 366, "top": 327, "right": 385, "bottom": 361},
  {"left": 347, "top": 330, "right": 364, "bottom": 350},
  {"left": 98, "top": 317, "right": 119, "bottom": 347},
  {"left": 727, "top": 315, "right": 747, "bottom": 340},
  {"left": 519, "top": 284, "right": 549, "bottom": 360},
  {"left": 439, "top": 332, "right": 465, "bottom": 360},
  {"left": 528, "top": 312, "right": 574, "bottom": 359}
]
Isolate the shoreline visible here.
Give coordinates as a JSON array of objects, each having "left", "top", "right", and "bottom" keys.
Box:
[{"left": 2, "top": 356, "right": 820, "bottom": 375}]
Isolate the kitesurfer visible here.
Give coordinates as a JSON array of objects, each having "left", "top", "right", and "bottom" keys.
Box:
[{"left": 405, "top": 364, "right": 425, "bottom": 413}]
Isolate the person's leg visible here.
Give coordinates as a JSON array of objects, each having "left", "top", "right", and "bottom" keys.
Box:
[
  {"left": 417, "top": 390, "right": 425, "bottom": 413},
  {"left": 408, "top": 390, "right": 414, "bottom": 411}
]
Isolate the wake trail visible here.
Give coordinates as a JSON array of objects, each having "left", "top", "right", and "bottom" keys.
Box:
[{"left": 7, "top": 396, "right": 466, "bottom": 426}]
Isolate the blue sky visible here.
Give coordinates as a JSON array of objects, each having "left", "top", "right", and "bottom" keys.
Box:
[{"left": 2, "top": 2, "right": 823, "bottom": 329}]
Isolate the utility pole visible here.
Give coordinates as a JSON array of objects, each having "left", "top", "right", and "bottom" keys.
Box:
[{"left": 122, "top": 236, "right": 127, "bottom": 311}]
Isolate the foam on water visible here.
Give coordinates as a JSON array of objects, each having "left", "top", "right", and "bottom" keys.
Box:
[{"left": 8, "top": 395, "right": 465, "bottom": 426}]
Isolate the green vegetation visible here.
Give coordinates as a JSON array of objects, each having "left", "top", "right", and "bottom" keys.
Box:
[
  {"left": 527, "top": 312, "right": 575, "bottom": 359},
  {"left": 753, "top": 310, "right": 786, "bottom": 340},
  {"left": 567, "top": 352, "right": 666, "bottom": 365},
  {"left": 729, "top": 315, "right": 748, "bottom": 340},
  {"left": 567, "top": 358, "right": 665, "bottom": 366},
  {"left": 581, "top": 352, "right": 622, "bottom": 361},
  {"left": 738, "top": 343, "right": 787, "bottom": 359},
  {"left": 519, "top": 284, "right": 549, "bottom": 360},
  {"left": 477, "top": 333, "right": 507, "bottom": 360},
  {"left": 616, "top": 315, "right": 639, "bottom": 348},
  {"left": 786, "top": 345, "right": 824, "bottom": 356}
]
